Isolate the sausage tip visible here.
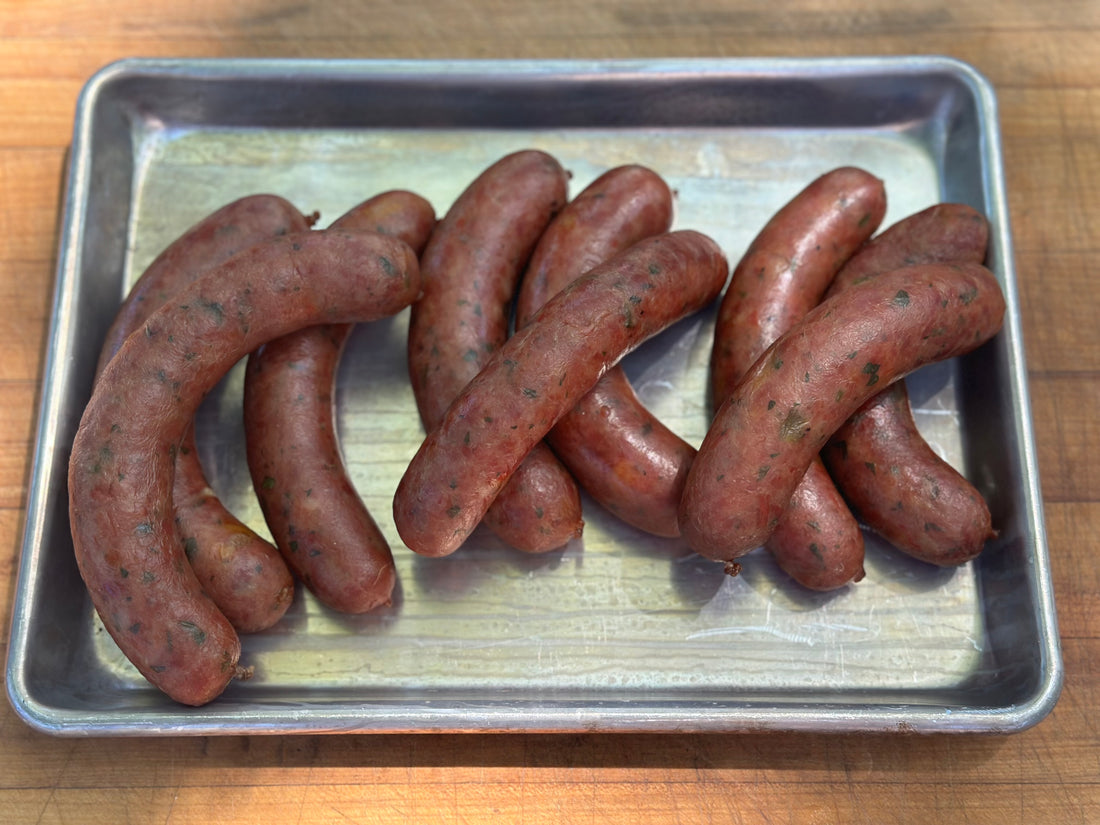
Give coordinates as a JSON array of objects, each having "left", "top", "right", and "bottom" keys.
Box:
[{"left": 235, "top": 664, "right": 256, "bottom": 682}]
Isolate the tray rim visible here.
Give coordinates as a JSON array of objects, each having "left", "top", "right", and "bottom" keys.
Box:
[{"left": 5, "top": 54, "right": 1063, "bottom": 737}]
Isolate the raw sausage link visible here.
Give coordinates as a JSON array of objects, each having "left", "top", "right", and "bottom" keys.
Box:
[
  {"left": 710, "top": 168, "right": 886, "bottom": 400},
  {"left": 408, "top": 150, "right": 583, "bottom": 553},
  {"left": 516, "top": 164, "right": 690, "bottom": 538},
  {"left": 243, "top": 191, "right": 435, "bottom": 613},
  {"left": 394, "top": 230, "right": 729, "bottom": 558},
  {"left": 679, "top": 262, "right": 1006, "bottom": 563},
  {"left": 820, "top": 203, "right": 994, "bottom": 565},
  {"left": 171, "top": 436, "right": 295, "bottom": 633},
  {"left": 94, "top": 194, "right": 309, "bottom": 633},
  {"left": 825, "top": 203, "right": 990, "bottom": 296},
  {"left": 711, "top": 167, "right": 885, "bottom": 589},
  {"left": 94, "top": 194, "right": 317, "bottom": 375},
  {"left": 544, "top": 370, "right": 696, "bottom": 538},
  {"left": 515, "top": 165, "right": 675, "bottom": 326},
  {"left": 822, "top": 381, "right": 995, "bottom": 565},
  {"left": 69, "top": 231, "right": 420, "bottom": 705},
  {"left": 760, "top": 462, "right": 866, "bottom": 588}
]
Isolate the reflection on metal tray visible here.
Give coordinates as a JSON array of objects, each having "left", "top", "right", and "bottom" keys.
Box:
[{"left": 6, "top": 57, "right": 1061, "bottom": 736}]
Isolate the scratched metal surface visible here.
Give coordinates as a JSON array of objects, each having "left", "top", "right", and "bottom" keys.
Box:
[{"left": 6, "top": 58, "right": 1061, "bottom": 735}]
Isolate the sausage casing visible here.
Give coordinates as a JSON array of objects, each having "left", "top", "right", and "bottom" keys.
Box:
[
  {"left": 94, "top": 194, "right": 315, "bottom": 375},
  {"left": 820, "top": 203, "right": 995, "bottom": 565},
  {"left": 679, "top": 262, "right": 1006, "bottom": 563},
  {"left": 823, "top": 382, "right": 996, "bottom": 565},
  {"left": 243, "top": 191, "right": 435, "bottom": 612},
  {"left": 710, "top": 166, "right": 885, "bottom": 589},
  {"left": 407, "top": 150, "right": 583, "bottom": 552},
  {"left": 394, "top": 230, "right": 729, "bottom": 558},
  {"left": 94, "top": 194, "right": 308, "bottom": 633},
  {"left": 710, "top": 168, "right": 887, "bottom": 403},
  {"left": 826, "top": 203, "right": 991, "bottom": 296},
  {"left": 516, "top": 164, "right": 690, "bottom": 537},
  {"left": 69, "top": 231, "right": 420, "bottom": 705}
]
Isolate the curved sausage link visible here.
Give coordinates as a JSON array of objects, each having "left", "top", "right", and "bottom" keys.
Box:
[
  {"left": 823, "top": 381, "right": 996, "bottom": 566},
  {"left": 825, "top": 203, "right": 990, "bottom": 296},
  {"left": 710, "top": 167, "right": 886, "bottom": 589},
  {"left": 545, "top": 370, "right": 696, "bottom": 538},
  {"left": 94, "top": 194, "right": 309, "bottom": 633},
  {"left": 820, "top": 203, "right": 995, "bottom": 565},
  {"left": 515, "top": 165, "right": 675, "bottom": 326},
  {"left": 761, "top": 460, "right": 866, "bottom": 589},
  {"left": 395, "top": 230, "right": 729, "bottom": 558},
  {"left": 408, "top": 150, "right": 583, "bottom": 553},
  {"left": 515, "top": 164, "right": 691, "bottom": 537},
  {"left": 243, "top": 191, "right": 435, "bottom": 613},
  {"left": 70, "top": 231, "right": 420, "bottom": 705},
  {"left": 94, "top": 194, "right": 317, "bottom": 375},
  {"left": 679, "top": 262, "right": 1006, "bottom": 563},
  {"left": 171, "top": 432, "right": 296, "bottom": 633}
]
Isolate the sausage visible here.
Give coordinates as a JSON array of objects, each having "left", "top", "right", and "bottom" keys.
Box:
[
  {"left": 710, "top": 167, "right": 886, "bottom": 589},
  {"left": 542, "top": 370, "right": 697, "bottom": 537},
  {"left": 69, "top": 230, "right": 420, "bottom": 705},
  {"left": 758, "top": 464, "right": 866, "bottom": 588},
  {"left": 822, "top": 382, "right": 996, "bottom": 566},
  {"left": 93, "top": 194, "right": 310, "bottom": 633},
  {"left": 514, "top": 164, "right": 690, "bottom": 537},
  {"left": 825, "top": 203, "right": 990, "bottom": 296},
  {"left": 820, "top": 203, "right": 995, "bottom": 565},
  {"left": 242, "top": 191, "right": 435, "bottom": 613},
  {"left": 94, "top": 194, "right": 317, "bottom": 375},
  {"left": 171, "top": 434, "right": 295, "bottom": 633},
  {"left": 515, "top": 165, "right": 675, "bottom": 325},
  {"left": 394, "top": 230, "right": 729, "bottom": 558},
  {"left": 710, "top": 168, "right": 886, "bottom": 400},
  {"left": 408, "top": 150, "right": 583, "bottom": 553},
  {"left": 679, "top": 262, "right": 1006, "bottom": 563}
]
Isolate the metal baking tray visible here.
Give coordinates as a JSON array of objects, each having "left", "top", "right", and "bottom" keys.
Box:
[{"left": 7, "top": 57, "right": 1062, "bottom": 736}]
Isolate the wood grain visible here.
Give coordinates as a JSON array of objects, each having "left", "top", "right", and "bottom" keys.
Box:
[{"left": 1, "top": 0, "right": 1098, "bottom": 822}]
